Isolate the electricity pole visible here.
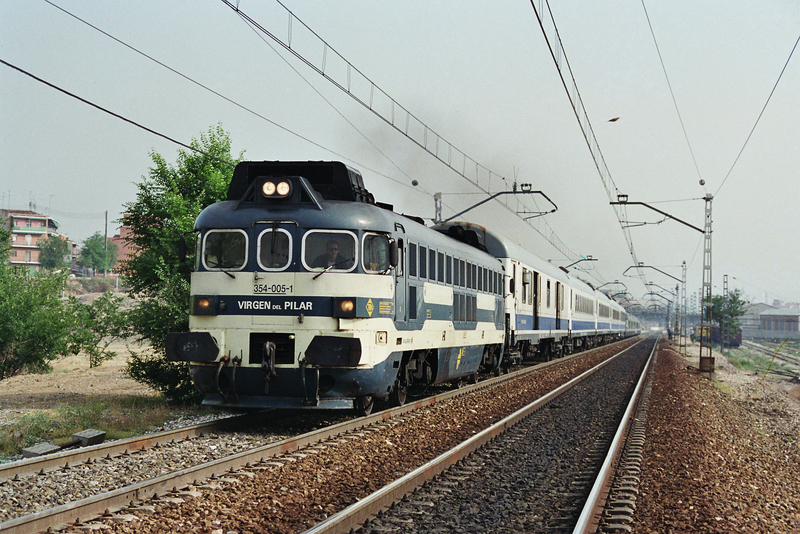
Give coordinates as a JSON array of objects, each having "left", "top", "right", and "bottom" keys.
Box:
[{"left": 699, "top": 194, "right": 714, "bottom": 373}]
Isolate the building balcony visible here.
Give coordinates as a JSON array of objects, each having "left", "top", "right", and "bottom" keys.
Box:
[{"left": 12, "top": 226, "right": 48, "bottom": 234}]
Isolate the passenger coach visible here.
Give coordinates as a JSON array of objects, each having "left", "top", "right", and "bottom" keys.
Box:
[{"left": 433, "top": 222, "right": 632, "bottom": 361}]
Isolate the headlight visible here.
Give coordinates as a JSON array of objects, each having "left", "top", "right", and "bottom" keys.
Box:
[
  {"left": 262, "top": 181, "right": 276, "bottom": 196},
  {"left": 260, "top": 179, "right": 292, "bottom": 198},
  {"left": 334, "top": 298, "right": 356, "bottom": 317},
  {"left": 193, "top": 295, "right": 217, "bottom": 315}
]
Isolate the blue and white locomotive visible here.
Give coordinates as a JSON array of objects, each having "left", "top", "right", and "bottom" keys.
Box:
[
  {"left": 166, "top": 160, "right": 640, "bottom": 414},
  {"left": 166, "top": 161, "right": 505, "bottom": 414}
]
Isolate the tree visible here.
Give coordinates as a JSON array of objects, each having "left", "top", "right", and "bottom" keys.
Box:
[
  {"left": 121, "top": 124, "right": 242, "bottom": 402},
  {"left": 38, "top": 235, "right": 71, "bottom": 271},
  {"left": 68, "top": 293, "right": 130, "bottom": 368},
  {"left": 710, "top": 289, "right": 747, "bottom": 344},
  {"left": 78, "top": 233, "right": 118, "bottom": 273},
  {"left": 0, "top": 218, "right": 73, "bottom": 379}
]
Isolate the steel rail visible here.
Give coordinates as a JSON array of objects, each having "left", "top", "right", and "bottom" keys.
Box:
[
  {"left": 0, "top": 415, "right": 246, "bottom": 482},
  {"left": 0, "top": 337, "right": 638, "bottom": 534},
  {"left": 1, "top": 338, "right": 608, "bottom": 484},
  {"left": 302, "top": 336, "right": 652, "bottom": 534},
  {"left": 572, "top": 335, "right": 659, "bottom": 533}
]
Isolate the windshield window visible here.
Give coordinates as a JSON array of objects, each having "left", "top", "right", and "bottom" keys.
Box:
[
  {"left": 257, "top": 229, "right": 292, "bottom": 270},
  {"left": 303, "top": 231, "right": 356, "bottom": 271},
  {"left": 203, "top": 229, "right": 247, "bottom": 270},
  {"left": 363, "top": 233, "right": 391, "bottom": 273}
]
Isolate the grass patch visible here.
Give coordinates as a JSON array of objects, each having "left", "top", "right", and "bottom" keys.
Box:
[
  {"left": 726, "top": 346, "right": 798, "bottom": 382},
  {"left": 725, "top": 347, "right": 779, "bottom": 373},
  {"left": 0, "top": 396, "right": 214, "bottom": 460}
]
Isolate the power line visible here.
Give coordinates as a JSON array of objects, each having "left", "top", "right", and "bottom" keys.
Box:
[
  {"left": 715, "top": 31, "right": 800, "bottom": 197},
  {"left": 39, "top": 0, "right": 426, "bottom": 196},
  {"left": 0, "top": 58, "right": 235, "bottom": 168},
  {"left": 221, "top": 0, "right": 586, "bottom": 263},
  {"left": 640, "top": 0, "right": 704, "bottom": 183},
  {"left": 527, "top": 0, "right": 650, "bottom": 291},
  {"left": 233, "top": 13, "right": 434, "bottom": 197}
]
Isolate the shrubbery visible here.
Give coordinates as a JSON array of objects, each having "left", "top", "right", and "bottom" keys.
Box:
[
  {"left": 121, "top": 125, "right": 241, "bottom": 403},
  {"left": 0, "top": 223, "right": 74, "bottom": 379}
]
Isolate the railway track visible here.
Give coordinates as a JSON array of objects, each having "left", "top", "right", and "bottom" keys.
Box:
[
  {"left": 0, "top": 416, "right": 243, "bottom": 482},
  {"left": 314, "top": 335, "right": 657, "bottom": 533},
  {"left": 0, "top": 337, "right": 642, "bottom": 533},
  {"left": 741, "top": 340, "right": 800, "bottom": 380}
]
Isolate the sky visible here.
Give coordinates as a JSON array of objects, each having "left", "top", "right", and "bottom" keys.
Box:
[{"left": 2, "top": 0, "right": 799, "bottom": 308}]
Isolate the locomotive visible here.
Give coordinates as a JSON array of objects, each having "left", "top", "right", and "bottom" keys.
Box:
[{"left": 166, "top": 161, "right": 640, "bottom": 414}]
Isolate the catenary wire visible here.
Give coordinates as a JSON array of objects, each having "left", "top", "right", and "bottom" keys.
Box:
[
  {"left": 715, "top": 31, "right": 800, "bottom": 197},
  {"left": 39, "top": 0, "right": 426, "bottom": 197},
  {"left": 640, "top": 0, "right": 704, "bottom": 184},
  {"left": 222, "top": 0, "right": 590, "bottom": 268},
  {"left": 0, "top": 58, "right": 235, "bottom": 168}
]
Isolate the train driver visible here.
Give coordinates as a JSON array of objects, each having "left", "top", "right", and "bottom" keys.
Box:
[{"left": 311, "top": 239, "right": 353, "bottom": 269}]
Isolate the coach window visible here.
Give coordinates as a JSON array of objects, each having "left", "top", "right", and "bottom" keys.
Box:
[
  {"left": 478, "top": 266, "right": 484, "bottom": 292},
  {"left": 409, "top": 243, "right": 417, "bottom": 277},
  {"left": 419, "top": 246, "right": 427, "bottom": 278},
  {"left": 438, "top": 252, "right": 445, "bottom": 283},
  {"left": 453, "top": 257, "right": 460, "bottom": 286},
  {"left": 302, "top": 230, "right": 357, "bottom": 272},
  {"left": 446, "top": 255, "right": 453, "bottom": 285},
  {"left": 521, "top": 269, "right": 528, "bottom": 304},
  {"left": 429, "top": 250, "right": 437, "bottom": 281},
  {"left": 257, "top": 229, "right": 292, "bottom": 271},
  {"left": 546, "top": 280, "right": 551, "bottom": 308},
  {"left": 203, "top": 229, "right": 247, "bottom": 271},
  {"left": 363, "top": 233, "right": 391, "bottom": 273},
  {"left": 460, "top": 260, "right": 466, "bottom": 288}
]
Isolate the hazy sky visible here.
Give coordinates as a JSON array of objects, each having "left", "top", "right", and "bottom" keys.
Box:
[{"left": 2, "top": 0, "right": 799, "bottom": 306}]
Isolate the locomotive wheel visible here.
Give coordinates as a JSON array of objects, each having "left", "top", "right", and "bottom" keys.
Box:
[
  {"left": 389, "top": 377, "right": 408, "bottom": 406},
  {"left": 468, "top": 372, "right": 478, "bottom": 384},
  {"left": 356, "top": 395, "right": 375, "bottom": 416}
]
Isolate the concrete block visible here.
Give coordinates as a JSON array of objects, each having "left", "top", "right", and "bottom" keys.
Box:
[
  {"left": 72, "top": 429, "right": 106, "bottom": 447},
  {"left": 21, "top": 442, "right": 61, "bottom": 458}
]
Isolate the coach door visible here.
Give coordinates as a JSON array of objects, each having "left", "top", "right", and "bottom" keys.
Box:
[
  {"left": 394, "top": 231, "right": 407, "bottom": 324},
  {"left": 555, "top": 281, "right": 562, "bottom": 330},
  {"left": 532, "top": 272, "right": 540, "bottom": 330}
]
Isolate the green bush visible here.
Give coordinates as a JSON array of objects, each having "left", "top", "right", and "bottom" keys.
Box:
[
  {"left": 120, "top": 125, "right": 241, "bottom": 402},
  {"left": 126, "top": 348, "right": 203, "bottom": 404}
]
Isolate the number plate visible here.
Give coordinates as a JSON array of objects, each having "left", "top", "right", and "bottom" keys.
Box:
[{"left": 253, "top": 283, "right": 293, "bottom": 295}]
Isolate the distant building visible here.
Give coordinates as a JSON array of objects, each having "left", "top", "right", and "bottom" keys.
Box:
[
  {"left": 753, "top": 308, "right": 800, "bottom": 341},
  {"left": 0, "top": 209, "right": 71, "bottom": 274},
  {"left": 109, "top": 223, "right": 137, "bottom": 269},
  {"left": 741, "top": 303, "right": 776, "bottom": 339}
]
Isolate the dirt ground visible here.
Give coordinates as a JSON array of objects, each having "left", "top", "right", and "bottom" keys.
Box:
[{"left": 0, "top": 341, "right": 158, "bottom": 427}]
